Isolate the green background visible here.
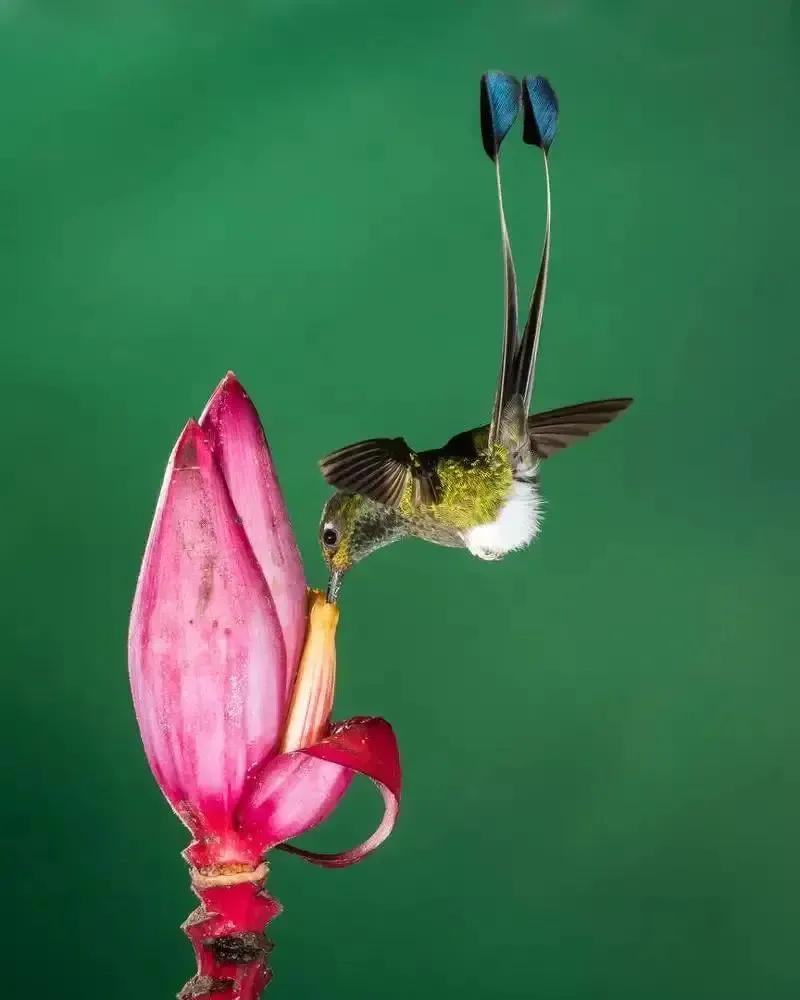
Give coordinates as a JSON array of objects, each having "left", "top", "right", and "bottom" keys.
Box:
[{"left": 2, "top": 2, "right": 798, "bottom": 997}]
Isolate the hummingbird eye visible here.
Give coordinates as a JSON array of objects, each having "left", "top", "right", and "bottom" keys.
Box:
[{"left": 322, "top": 526, "right": 339, "bottom": 548}]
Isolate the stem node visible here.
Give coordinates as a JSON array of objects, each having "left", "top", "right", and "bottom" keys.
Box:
[{"left": 178, "top": 851, "right": 281, "bottom": 1000}]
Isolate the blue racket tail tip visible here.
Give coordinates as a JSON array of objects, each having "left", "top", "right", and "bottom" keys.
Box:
[
  {"left": 480, "top": 71, "right": 522, "bottom": 161},
  {"left": 522, "top": 75, "right": 559, "bottom": 152}
]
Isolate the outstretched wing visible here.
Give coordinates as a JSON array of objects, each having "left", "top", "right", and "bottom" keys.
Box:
[
  {"left": 445, "top": 397, "right": 633, "bottom": 462},
  {"left": 319, "top": 438, "right": 439, "bottom": 508},
  {"left": 528, "top": 398, "right": 633, "bottom": 458}
]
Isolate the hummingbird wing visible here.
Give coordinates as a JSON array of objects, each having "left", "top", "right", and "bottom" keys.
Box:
[
  {"left": 319, "top": 438, "right": 439, "bottom": 508},
  {"left": 445, "top": 397, "right": 632, "bottom": 462},
  {"left": 480, "top": 71, "right": 523, "bottom": 450},
  {"left": 528, "top": 398, "right": 633, "bottom": 458},
  {"left": 511, "top": 76, "right": 559, "bottom": 415}
]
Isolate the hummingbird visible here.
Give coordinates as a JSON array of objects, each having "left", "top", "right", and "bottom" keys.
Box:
[{"left": 318, "top": 72, "right": 632, "bottom": 603}]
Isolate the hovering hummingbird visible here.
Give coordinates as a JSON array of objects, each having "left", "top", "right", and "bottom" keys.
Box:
[{"left": 318, "top": 72, "right": 632, "bottom": 603}]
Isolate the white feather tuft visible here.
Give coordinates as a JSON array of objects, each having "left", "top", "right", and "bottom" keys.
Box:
[{"left": 464, "top": 479, "right": 542, "bottom": 560}]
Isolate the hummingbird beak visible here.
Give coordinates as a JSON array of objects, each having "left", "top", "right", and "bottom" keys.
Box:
[{"left": 326, "top": 569, "right": 343, "bottom": 605}]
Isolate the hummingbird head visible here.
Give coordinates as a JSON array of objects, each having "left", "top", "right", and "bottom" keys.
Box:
[
  {"left": 319, "top": 492, "right": 406, "bottom": 603},
  {"left": 319, "top": 492, "right": 359, "bottom": 603}
]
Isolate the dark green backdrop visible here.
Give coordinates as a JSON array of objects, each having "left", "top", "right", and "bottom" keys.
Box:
[{"left": 2, "top": 2, "right": 799, "bottom": 997}]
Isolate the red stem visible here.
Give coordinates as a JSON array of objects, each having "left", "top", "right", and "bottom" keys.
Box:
[{"left": 178, "top": 840, "right": 281, "bottom": 999}]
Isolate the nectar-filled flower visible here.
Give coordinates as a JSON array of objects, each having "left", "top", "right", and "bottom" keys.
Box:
[{"left": 128, "top": 373, "right": 401, "bottom": 999}]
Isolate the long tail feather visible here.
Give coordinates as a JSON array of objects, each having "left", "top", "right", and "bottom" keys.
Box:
[
  {"left": 514, "top": 76, "right": 559, "bottom": 413},
  {"left": 480, "top": 71, "right": 522, "bottom": 449}
]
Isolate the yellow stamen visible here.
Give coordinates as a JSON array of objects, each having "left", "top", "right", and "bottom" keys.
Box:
[{"left": 280, "top": 589, "right": 339, "bottom": 753}]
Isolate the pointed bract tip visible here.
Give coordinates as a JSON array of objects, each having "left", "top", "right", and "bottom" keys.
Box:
[
  {"left": 220, "top": 370, "right": 246, "bottom": 396},
  {"left": 173, "top": 420, "right": 209, "bottom": 470},
  {"left": 201, "top": 371, "right": 250, "bottom": 420},
  {"left": 522, "top": 75, "right": 559, "bottom": 151}
]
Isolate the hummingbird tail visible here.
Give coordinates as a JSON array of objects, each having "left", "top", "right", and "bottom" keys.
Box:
[
  {"left": 513, "top": 76, "right": 559, "bottom": 415},
  {"left": 481, "top": 72, "right": 522, "bottom": 451}
]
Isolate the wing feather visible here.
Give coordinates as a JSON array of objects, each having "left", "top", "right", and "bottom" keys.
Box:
[
  {"left": 528, "top": 398, "right": 632, "bottom": 457},
  {"left": 320, "top": 437, "right": 439, "bottom": 509}
]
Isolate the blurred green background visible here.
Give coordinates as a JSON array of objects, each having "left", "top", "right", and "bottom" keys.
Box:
[{"left": 2, "top": 1, "right": 799, "bottom": 997}]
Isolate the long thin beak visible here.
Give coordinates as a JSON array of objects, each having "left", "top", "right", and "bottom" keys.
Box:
[{"left": 326, "top": 570, "right": 343, "bottom": 605}]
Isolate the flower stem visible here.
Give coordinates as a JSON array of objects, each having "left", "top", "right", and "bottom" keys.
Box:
[{"left": 178, "top": 853, "right": 281, "bottom": 999}]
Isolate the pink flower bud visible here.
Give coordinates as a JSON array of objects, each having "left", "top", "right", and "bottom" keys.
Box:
[
  {"left": 128, "top": 374, "right": 404, "bottom": 996},
  {"left": 129, "top": 374, "right": 401, "bottom": 872},
  {"left": 128, "top": 419, "right": 287, "bottom": 836}
]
